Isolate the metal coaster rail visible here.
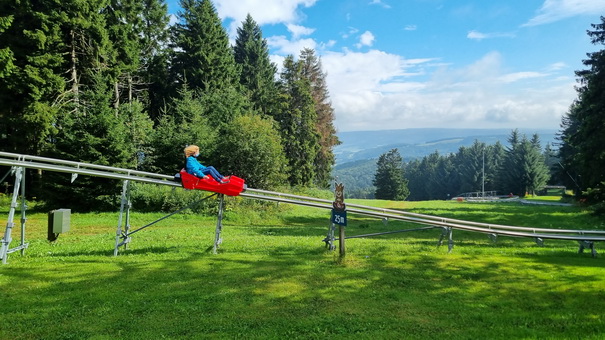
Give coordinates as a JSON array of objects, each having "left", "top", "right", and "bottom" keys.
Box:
[{"left": 1, "top": 152, "right": 604, "bottom": 264}]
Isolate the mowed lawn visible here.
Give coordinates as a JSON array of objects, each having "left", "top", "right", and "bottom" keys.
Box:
[{"left": 1, "top": 197, "right": 604, "bottom": 339}]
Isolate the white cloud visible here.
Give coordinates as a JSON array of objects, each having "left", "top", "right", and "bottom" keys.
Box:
[
  {"left": 214, "top": 0, "right": 317, "bottom": 26},
  {"left": 523, "top": 0, "right": 605, "bottom": 26},
  {"left": 356, "top": 31, "right": 375, "bottom": 48},
  {"left": 342, "top": 27, "right": 359, "bottom": 39},
  {"left": 467, "top": 30, "right": 515, "bottom": 40},
  {"left": 547, "top": 62, "right": 567, "bottom": 71},
  {"left": 287, "top": 24, "right": 315, "bottom": 39},
  {"left": 215, "top": 0, "right": 318, "bottom": 38},
  {"left": 404, "top": 25, "right": 417, "bottom": 31},
  {"left": 169, "top": 14, "right": 178, "bottom": 26},
  {"left": 319, "top": 50, "right": 575, "bottom": 131},
  {"left": 369, "top": 0, "right": 391, "bottom": 9},
  {"left": 267, "top": 35, "right": 317, "bottom": 55},
  {"left": 498, "top": 71, "right": 548, "bottom": 83}
]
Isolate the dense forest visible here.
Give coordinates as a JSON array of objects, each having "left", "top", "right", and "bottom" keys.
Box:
[{"left": 0, "top": 0, "right": 339, "bottom": 210}]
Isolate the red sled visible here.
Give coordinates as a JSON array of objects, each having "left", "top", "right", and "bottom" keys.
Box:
[{"left": 178, "top": 169, "right": 246, "bottom": 196}]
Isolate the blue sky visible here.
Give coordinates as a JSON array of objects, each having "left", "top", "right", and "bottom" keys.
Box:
[{"left": 166, "top": 0, "right": 605, "bottom": 132}]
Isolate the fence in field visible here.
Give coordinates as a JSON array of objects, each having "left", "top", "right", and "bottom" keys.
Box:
[{"left": 1, "top": 152, "right": 604, "bottom": 264}]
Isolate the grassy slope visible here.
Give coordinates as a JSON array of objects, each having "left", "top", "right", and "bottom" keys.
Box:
[{"left": 1, "top": 199, "right": 604, "bottom": 339}]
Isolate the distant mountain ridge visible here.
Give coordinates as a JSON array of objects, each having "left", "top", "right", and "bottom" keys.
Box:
[{"left": 335, "top": 128, "right": 558, "bottom": 165}]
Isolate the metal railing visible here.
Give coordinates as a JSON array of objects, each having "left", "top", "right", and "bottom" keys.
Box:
[{"left": 1, "top": 152, "right": 604, "bottom": 263}]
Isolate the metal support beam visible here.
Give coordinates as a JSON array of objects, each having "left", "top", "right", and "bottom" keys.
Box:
[
  {"left": 20, "top": 167, "right": 27, "bottom": 255},
  {"left": 578, "top": 241, "right": 597, "bottom": 258},
  {"left": 1, "top": 167, "right": 29, "bottom": 264},
  {"left": 437, "top": 227, "right": 454, "bottom": 252},
  {"left": 323, "top": 223, "right": 336, "bottom": 250},
  {"left": 114, "top": 180, "right": 131, "bottom": 256},
  {"left": 213, "top": 194, "right": 225, "bottom": 254},
  {"left": 488, "top": 233, "right": 498, "bottom": 243}
]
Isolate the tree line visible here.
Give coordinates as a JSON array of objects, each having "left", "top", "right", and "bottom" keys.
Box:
[
  {"left": 0, "top": 0, "right": 339, "bottom": 210},
  {"left": 373, "top": 130, "right": 553, "bottom": 201}
]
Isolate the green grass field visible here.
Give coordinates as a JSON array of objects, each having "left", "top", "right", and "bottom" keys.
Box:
[{"left": 1, "top": 197, "right": 604, "bottom": 339}]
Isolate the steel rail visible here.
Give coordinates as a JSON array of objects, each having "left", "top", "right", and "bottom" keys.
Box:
[
  {"left": 240, "top": 192, "right": 605, "bottom": 242},
  {"left": 0, "top": 159, "right": 181, "bottom": 187},
  {"left": 245, "top": 187, "right": 605, "bottom": 235},
  {"left": 0, "top": 152, "right": 174, "bottom": 181},
  {"left": 2, "top": 153, "right": 604, "bottom": 242}
]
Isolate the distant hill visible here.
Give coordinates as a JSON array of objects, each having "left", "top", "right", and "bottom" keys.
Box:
[{"left": 335, "top": 128, "right": 558, "bottom": 165}]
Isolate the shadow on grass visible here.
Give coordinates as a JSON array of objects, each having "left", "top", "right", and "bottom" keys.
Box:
[
  {"left": 3, "top": 246, "right": 605, "bottom": 339},
  {"left": 54, "top": 245, "right": 177, "bottom": 257}
]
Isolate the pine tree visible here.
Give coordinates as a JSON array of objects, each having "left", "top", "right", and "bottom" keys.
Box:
[
  {"left": 0, "top": 0, "right": 66, "bottom": 154},
  {"left": 233, "top": 14, "right": 279, "bottom": 117},
  {"left": 543, "top": 143, "right": 560, "bottom": 185},
  {"left": 44, "top": 71, "right": 137, "bottom": 211},
  {"left": 456, "top": 141, "right": 486, "bottom": 194},
  {"left": 299, "top": 48, "right": 340, "bottom": 188},
  {"left": 146, "top": 87, "right": 217, "bottom": 174},
  {"left": 172, "top": 0, "right": 238, "bottom": 93},
  {"left": 277, "top": 55, "right": 320, "bottom": 186},
  {"left": 559, "top": 16, "right": 605, "bottom": 198},
  {"left": 519, "top": 138, "right": 550, "bottom": 196},
  {"left": 499, "top": 129, "right": 523, "bottom": 195},
  {"left": 0, "top": 14, "right": 15, "bottom": 79},
  {"left": 373, "top": 149, "right": 409, "bottom": 200},
  {"left": 404, "top": 159, "right": 424, "bottom": 201}
]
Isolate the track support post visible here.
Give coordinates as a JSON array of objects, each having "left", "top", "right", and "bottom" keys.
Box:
[
  {"left": 323, "top": 223, "right": 336, "bottom": 250},
  {"left": 1, "top": 167, "right": 29, "bottom": 264},
  {"left": 437, "top": 227, "right": 454, "bottom": 253},
  {"left": 578, "top": 241, "right": 597, "bottom": 258},
  {"left": 114, "top": 180, "right": 132, "bottom": 256},
  {"left": 213, "top": 194, "right": 225, "bottom": 254}
]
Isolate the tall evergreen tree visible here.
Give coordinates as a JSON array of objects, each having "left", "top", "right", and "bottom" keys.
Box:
[
  {"left": 428, "top": 153, "right": 458, "bottom": 200},
  {"left": 373, "top": 148, "right": 409, "bottom": 200},
  {"left": 456, "top": 141, "right": 486, "bottom": 194},
  {"left": 543, "top": 143, "right": 561, "bottom": 185},
  {"left": 299, "top": 48, "right": 340, "bottom": 188},
  {"left": 277, "top": 55, "right": 320, "bottom": 186},
  {"left": 0, "top": 14, "right": 15, "bottom": 79},
  {"left": 233, "top": 14, "right": 279, "bottom": 117},
  {"left": 171, "top": 0, "right": 238, "bottom": 93},
  {"left": 104, "top": 0, "right": 143, "bottom": 108},
  {"left": 499, "top": 129, "right": 523, "bottom": 195},
  {"left": 44, "top": 71, "right": 137, "bottom": 210},
  {"left": 404, "top": 159, "right": 424, "bottom": 201},
  {"left": 146, "top": 87, "right": 217, "bottom": 174},
  {"left": 518, "top": 138, "right": 550, "bottom": 196},
  {"left": 0, "top": 0, "right": 66, "bottom": 154},
  {"left": 559, "top": 16, "right": 605, "bottom": 199}
]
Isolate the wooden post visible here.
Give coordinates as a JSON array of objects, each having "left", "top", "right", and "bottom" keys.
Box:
[
  {"left": 339, "top": 225, "right": 345, "bottom": 257},
  {"left": 332, "top": 182, "right": 347, "bottom": 257}
]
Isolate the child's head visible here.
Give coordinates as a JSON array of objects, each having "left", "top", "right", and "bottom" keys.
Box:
[{"left": 184, "top": 145, "right": 200, "bottom": 157}]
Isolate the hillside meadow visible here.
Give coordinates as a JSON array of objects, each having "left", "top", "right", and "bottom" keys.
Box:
[{"left": 1, "top": 196, "right": 604, "bottom": 339}]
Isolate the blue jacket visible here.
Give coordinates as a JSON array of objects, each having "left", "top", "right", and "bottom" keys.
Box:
[{"left": 186, "top": 156, "right": 207, "bottom": 177}]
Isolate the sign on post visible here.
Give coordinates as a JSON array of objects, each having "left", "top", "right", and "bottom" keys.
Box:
[
  {"left": 332, "top": 183, "right": 347, "bottom": 226},
  {"left": 332, "top": 183, "right": 347, "bottom": 256},
  {"left": 331, "top": 209, "right": 347, "bottom": 226}
]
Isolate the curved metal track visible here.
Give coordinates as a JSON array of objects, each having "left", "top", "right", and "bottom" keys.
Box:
[{"left": 1, "top": 152, "right": 604, "bottom": 248}]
